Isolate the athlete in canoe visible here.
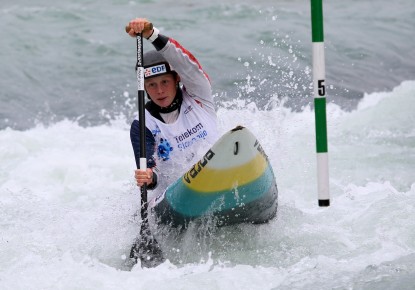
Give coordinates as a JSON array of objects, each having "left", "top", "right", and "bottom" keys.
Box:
[{"left": 127, "top": 18, "right": 219, "bottom": 190}]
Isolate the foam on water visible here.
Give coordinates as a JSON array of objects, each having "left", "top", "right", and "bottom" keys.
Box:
[{"left": 1, "top": 80, "right": 414, "bottom": 289}]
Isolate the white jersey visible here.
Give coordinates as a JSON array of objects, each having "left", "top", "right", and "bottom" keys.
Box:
[
  {"left": 145, "top": 95, "right": 218, "bottom": 164},
  {"left": 135, "top": 32, "right": 219, "bottom": 167}
]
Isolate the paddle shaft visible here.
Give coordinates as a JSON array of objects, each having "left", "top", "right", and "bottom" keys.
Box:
[
  {"left": 136, "top": 33, "right": 148, "bottom": 210},
  {"left": 131, "top": 32, "right": 152, "bottom": 261},
  {"left": 126, "top": 22, "right": 164, "bottom": 268}
]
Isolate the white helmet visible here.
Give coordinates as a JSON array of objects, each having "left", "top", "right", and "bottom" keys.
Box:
[{"left": 143, "top": 50, "right": 175, "bottom": 79}]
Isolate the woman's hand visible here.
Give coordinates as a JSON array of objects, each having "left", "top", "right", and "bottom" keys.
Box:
[
  {"left": 134, "top": 168, "right": 153, "bottom": 187},
  {"left": 127, "top": 18, "right": 154, "bottom": 39}
]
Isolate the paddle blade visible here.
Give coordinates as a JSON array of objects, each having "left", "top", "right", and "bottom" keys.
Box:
[{"left": 130, "top": 226, "right": 165, "bottom": 268}]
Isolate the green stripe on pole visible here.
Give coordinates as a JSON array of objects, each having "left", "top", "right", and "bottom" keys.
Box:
[
  {"left": 311, "top": 0, "right": 324, "bottom": 42},
  {"left": 314, "top": 97, "right": 328, "bottom": 153}
]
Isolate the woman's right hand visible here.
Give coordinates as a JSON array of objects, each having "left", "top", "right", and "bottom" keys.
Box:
[{"left": 127, "top": 18, "right": 154, "bottom": 39}]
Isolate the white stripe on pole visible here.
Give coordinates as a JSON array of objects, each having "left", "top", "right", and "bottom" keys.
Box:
[
  {"left": 317, "top": 152, "right": 329, "bottom": 200},
  {"left": 312, "top": 42, "right": 325, "bottom": 97}
]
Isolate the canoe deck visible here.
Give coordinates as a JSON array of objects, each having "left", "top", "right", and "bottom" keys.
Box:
[{"left": 149, "top": 126, "right": 278, "bottom": 228}]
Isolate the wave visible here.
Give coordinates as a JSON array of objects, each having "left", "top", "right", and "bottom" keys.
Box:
[{"left": 0, "top": 80, "right": 414, "bottom": 289}]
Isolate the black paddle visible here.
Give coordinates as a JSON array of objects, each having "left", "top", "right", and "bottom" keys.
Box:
[{"left": 128, "top": 23, "right": 164, "bottom": 268}]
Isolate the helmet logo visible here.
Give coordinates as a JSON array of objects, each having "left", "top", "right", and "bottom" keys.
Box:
[{"left": 144, "top": 64, "right": 167, "bottom": 78}]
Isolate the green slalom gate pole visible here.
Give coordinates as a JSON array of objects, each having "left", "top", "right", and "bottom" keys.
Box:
[{"left": 311, "top": 0, "right": 330, "bottom": 207}]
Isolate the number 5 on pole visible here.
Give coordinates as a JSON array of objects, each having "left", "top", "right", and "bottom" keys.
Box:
[{"left": 311, "top": 0, "right": 330, "bottom": 206}]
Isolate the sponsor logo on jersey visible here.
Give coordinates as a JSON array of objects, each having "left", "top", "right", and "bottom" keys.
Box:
[
  {"left": 174, "top": 123, "right": 204, "bottom": 143},
  {"left": 183, "top": 105, "right": 193, "bottom": 114}
]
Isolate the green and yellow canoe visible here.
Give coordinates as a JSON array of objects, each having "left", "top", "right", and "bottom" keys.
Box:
[{"left": 149, "top": 126, "right": 278, "bottom": 228}]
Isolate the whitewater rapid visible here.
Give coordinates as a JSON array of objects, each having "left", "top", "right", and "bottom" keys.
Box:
[{"left": 1, "top": 80, "right": 414, "bottom": 289}]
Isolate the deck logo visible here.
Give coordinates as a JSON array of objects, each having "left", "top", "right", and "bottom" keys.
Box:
[
  {"left": 150, "top": 189, "right": 166, "bottom": 207},
  {"left": 183, "top": 149, "right": 215, "bottom": 184},
  {"left": 254, "top": 140, "right": 269, "bottom": 161}
]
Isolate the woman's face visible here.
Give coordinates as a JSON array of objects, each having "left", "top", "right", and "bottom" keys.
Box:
[{"left": 144, "top": 74, "right": 178, "bottom": 108}]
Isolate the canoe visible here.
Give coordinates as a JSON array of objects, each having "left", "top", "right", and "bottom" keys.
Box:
[{"left": 149, "top": 125, "right": 278, "bottom": 228}]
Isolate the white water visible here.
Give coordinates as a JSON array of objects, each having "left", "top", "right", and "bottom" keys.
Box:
[{"left": 1, "top": 80, "right": 414, "bottom": 289}]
